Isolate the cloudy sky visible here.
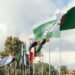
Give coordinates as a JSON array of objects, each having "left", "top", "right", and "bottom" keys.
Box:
[{"left": 0, "top": 0, "right": 75, "bottom": 69}]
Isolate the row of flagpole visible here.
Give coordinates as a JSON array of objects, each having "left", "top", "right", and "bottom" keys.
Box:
[
  {"left": 5, "top": 38, "right": 61, "bottom": 75},
  {"left": 48, "top": 37, "right": 61, "bottom": 75},
  {"left": 29, "top": 38, "right": 62, "bottom": 75}
]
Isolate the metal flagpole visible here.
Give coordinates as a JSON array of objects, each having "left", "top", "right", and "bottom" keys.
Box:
[
  {"left": 21, "top": 45, "right": 24, "bottom": 75},
  {"left": 22, "top": 44, "right": 25, "bottom": 75},
  {"left": 8, "top": 64, "right": 11, "bottom": 75},
  {"left": 49, "top": 38, "right": 51, "bottom": 75},
  {"left": 12, "top": 46, "right": 16, "bottom": 75},
  {"left": 21, "top": 44, "right": 22, "bottom": 75},
  {"left": 29, "top": 39, "right": 30, "bottom": 75},
  {"left": 22, "top": 44, "right": 24, "bottom": 75},
  {"left": 33, "top": 48, "right": 35, "bottom": 75},
  {"left": 20, "top": 47, "right": 22, "bottom": 75},
  {"left": 24, "top": 42, "right": 26, "bottom": 75},
  {"left": 31, "top": 39, "right": 35, "bottom": 75},
  {"left": 14, "top": 60, "right": 16, "bottom": 75},
  {"left": 29, "top": 38, "right": 33, "bottom": 75},
  {"left": 41, "top": 52, "right": 43, "bottom": 75},
  {"left": 24, "top": 50, "right": 26, "bottom": 75},
  {"left": 39, "top": 47, "right": 44, "bottom": 75},
  {"left": 59, "top": 36, "right": 62, "bottom": 75}
]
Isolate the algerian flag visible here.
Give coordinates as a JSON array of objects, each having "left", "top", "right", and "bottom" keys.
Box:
[
  {"left": 33, "top": 16, "right": 60, "bottom": 41},
  {"left": 60, "top": 7, "right": 75, "bottom": 30},
  {"left": 0, "top": 55, "right": 15, "bottom": 67}
]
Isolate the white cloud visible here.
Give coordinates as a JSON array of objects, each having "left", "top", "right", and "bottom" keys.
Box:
[
  {"left": 61, "top": 29, "right": 75, "bottom": 43},
  {"left": 0, "top": 0, "right": 59, "bottom": 51}
]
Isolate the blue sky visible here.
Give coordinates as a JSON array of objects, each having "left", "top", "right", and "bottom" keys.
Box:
[
  {"left": 0, "top": 0, "right": 75, "bottom": 69},
  {"left": 52, "top": 0, "right": 70, "bottom": 8}
]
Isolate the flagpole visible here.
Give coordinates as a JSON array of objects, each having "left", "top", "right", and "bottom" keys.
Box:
[
  {"left": 20, "top": 50, "right": 22, "bottom": 75},
  {"left": 24, "top": 42, "right": 27, "bottom": 75},
  {"left": 49, "top": 38, "right": 51, "bottom": 75},
  {"left": 29, "top": 38, "right": 33, "bottom": 75},
  {"left": 39, "top": 51, "right": 43, "bottom": 75},
  {"left": 41, "top": 52, "right": 43, "bottom": 75},
  {"left": 59, "top": 35, "right": 62, "bottom": 75},
  {"left": 24, "top": 50, "right": 26, "bottom": 75},
  {"left": 22, "top": 44, "right": 24, "bottom": 75},
  {"left": 23, "top": 42, "right": 26, "bottom": 75},
  {"left": 29, "top": 39, "right": 30, "bottom": 75},
  {"left": 59, "top": 34, "right": 62, "bottom": 75},
  {"left": 21, "top": 44, "right": 22, "bottom": 75},
  {"left": 32, "top": 40, "right": 35, "bottom": 75},
  {"left": 23, "top": 44, "right": 25, "bottom": 75},
  {"left": 12, "top": 46, "right": 16, "bottom": 75},
  {"left": 33, "top": 48, "right": 35, "bottom": 75},
  {"left": 21, "top": 44, "right": 24, "bottom": 75}
]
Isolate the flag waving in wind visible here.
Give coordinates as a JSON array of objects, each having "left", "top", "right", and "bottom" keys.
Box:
[
  {"left": 60, "top": 7, "right": 75, "bottom": 30},
  {"left": 28, "top": 39, "right": 48, "bottom": 63},
  {"left": 36, "top": 39, "right": 46, "bottom": 55},
  {"left": 0, "top": 54, "right": 15, "bottom": 67},
  {"left": 33, "top": 16, "right": 60, "bottom": 41}
]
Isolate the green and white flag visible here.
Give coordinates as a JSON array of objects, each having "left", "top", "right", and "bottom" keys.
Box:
[{"left": 33, "top": 17, "right": 60, "bottom": 41}]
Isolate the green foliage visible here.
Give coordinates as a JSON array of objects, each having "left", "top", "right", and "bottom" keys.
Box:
[
  {"left": 33, "top": 62, "right": 58, "bottom": 75},
  {"left": 4, "top": 36, "right": 22, "bottom": 54},
  {"left": 59, "top": 65, "right": 67, "bottom": 75},
  {"left": 3, "top": 36, "right": 23, "bottom": 69}
]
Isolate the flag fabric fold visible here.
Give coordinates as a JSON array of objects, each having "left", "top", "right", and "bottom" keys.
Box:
[
  {"left": 0, "top": 55, "right": 15, "bottom": 67},
  {"left": 33, "top": 18, "right": 60, "bottom": 41},
  {"left": 36, "top": 39, "right": 46, "bottom": 54},
  {"left": 33, "top": 19, "right": 57, "bottom": 38},
  {"left": 28, "top": 39, "right": 47, "bottom": 63},
  {"left": 29, "top": 47, "right": 36, "bottom": 63},
  {"left": 29, "top": 41, "right": 40, "bottom": 51},
  {"left": 60, "top": 7, "right": 75, "bottom": 30}
]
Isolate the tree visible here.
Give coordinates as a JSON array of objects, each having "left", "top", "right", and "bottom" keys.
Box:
[
  {"left": 34, "top": 62, "right": 57, "bottom": 75},
  {"left": 4, "top": 36, "right": 22, "bottom": 54},
  {"left": 60, "top": 65, "right": 67, "bottom": 75},
  {"left": 0, "top": 51, "right": 9, "bottom": 58},
  {"left": 4, "top": 36, "right": 24, "bottom": 69}
]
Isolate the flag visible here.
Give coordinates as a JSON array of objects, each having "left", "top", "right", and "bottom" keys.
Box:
[
  {"left": 16, "top": 49, "right": 21, "bottom": 68},
  {"left": 29, "top": 47, "right": 36, "bottom": 63},
  {"left": 60, "top": 7, "right": 75, "bottom": 30},
  {"left": 16, "top": 43, "right": 27, "bottom": 68},
  {"left": 36, "top": 39, "right": 46, "bottom": 55},
  {"left": 29, "top": 41, "right": 40, "bottom": 51},
  {"left": 29, "top": 39, "right": 48, "bottom": 55},
  {"left": 28, "top": 40, "right": 41, "bottom": 63},
  {"left": 0, "top": 55, "right": 15, "bottom": 67},
  {"left": 28, "top": 39, "right": 48, "bottom": 63},
  {"left": 33, "top": 18, "right": 60, "bottom": 41}
]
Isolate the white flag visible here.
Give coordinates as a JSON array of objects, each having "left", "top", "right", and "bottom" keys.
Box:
[{"left": 0, "top": 55, "right": 15, "bottom": 67}]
